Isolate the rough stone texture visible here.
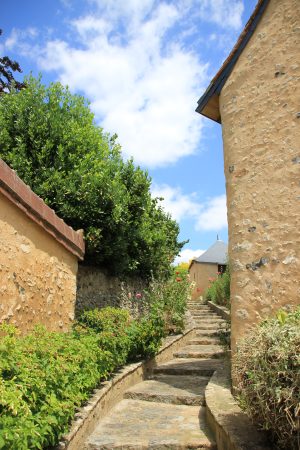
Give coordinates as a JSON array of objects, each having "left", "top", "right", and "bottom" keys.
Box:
[
  {"left": 174, "top": 344, "right": 224, "bottom": 359},
  {"left": 76, "top": 264, "right": 146, "bottom": 317},
  {"left": 219, "top": 0, "right": 300, "bottom": 354},
  {"left": 189, "top": 262, "right": 219, "bottom": 299},
  {"left": 0, "top": 192, "right": 78, "bottom": 333},
  {"left": 56, "top": 327, "right": 196, "bottom": 450},
  {"left": 153, "top": 358, "right": 223, "bottom": 377},
  {"left": 124, "top": 374, "right": 209, "bottom": 406},
  {"left": 207, "top": 301, "right": 230, "bottom": 321},
  {"left": 84, "top": 399, "right": 216, "bottom": 450},
  {"left": 205, "top": 360, "right": 272, "bottom": 450}
]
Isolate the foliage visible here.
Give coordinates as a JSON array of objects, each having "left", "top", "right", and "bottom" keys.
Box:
[
  {"left": 126, "top": 316, "right": 165, "bottom": 361},
  {"left": 0, "top": 30, "right": 26, "bottom": 93},
  {"left": 233, "top": 308, "right": 300, "bottom": 450},
  {"left": 78, "top": 307, "right": 130, "bottom": 334},
  {"left": 0, "top": 75, "right": 184, "bottom": 279},
  {"left": 0, "top": 301, "right": 182, "bottom": 449},
  {"left": 77, "top": 307, "right": 131, "bottom": 367},
  {"left": 173, "top": 262, "right": 189, "bottom": 277},
  {"left": 204, "top": 265, "right": 230, "bottom": 308},
  {"left": 0, "top": 325, "right": 113, "bottom": 450},
  {"left": 123, "top": 271, "right": 192, "bottom": 334},
  {"left": 77, "top": 306, "right": 165, "bottom": 362}
]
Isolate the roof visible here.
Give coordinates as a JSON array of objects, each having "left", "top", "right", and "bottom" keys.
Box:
[
  {"left": 0, "top": 159, "right": 85, "bottom": 260},
  {"left": 192, "top": 239, "right": 228, "bottom": 266},
  {"left": 196, "top": 0, "right": 270, "bottom": 123}
]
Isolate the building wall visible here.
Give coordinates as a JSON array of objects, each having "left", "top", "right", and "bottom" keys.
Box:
[
  {"left": 76, "top": 265, "right": 146, "bottom": 318},
  {"left": 220, "top": 0, "right": 300, "bottom": 352},
  {"left": 0, "top": 192, "right": 79, "bottom": 333},
  {"left": 189, "top": 262, "right": 218, "bottom": 299}
]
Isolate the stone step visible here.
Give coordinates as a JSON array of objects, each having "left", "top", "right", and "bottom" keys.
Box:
[
  {"left": 174, "top": 345, "right": 224, "bottom": 359},
  {"left": 187, "top": 305, "right": 211, "bottom": 310},
  {"left": 194, "top": 323, "right": 227, "bottom": 330},
  {"left": 190, "top": 315, "right": 220, "bottom": 320},
  {"left": 196, "top": 329, "right": 222, "bottom": 337},
  {"left": 187, "top": 337, "right": 220, "bottom": 345},
  {"left": 124, "top": 374, "right": 209, "bottom": 406},
  {"left": 153, "top": 358, "right": 223, "bottom": 377},
  {"left": 193, "top": 318, "right": 225, "bottom": 324},
  {"left": 83, "top": 399, "right": 217, "bottom": 449},
  {"left": 189, "top": 311, "right": 219, "bottom": 316}
]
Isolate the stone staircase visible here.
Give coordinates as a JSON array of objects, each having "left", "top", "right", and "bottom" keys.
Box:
[{"left": 83, "top": 300, "right": 227, "bottom": 449}]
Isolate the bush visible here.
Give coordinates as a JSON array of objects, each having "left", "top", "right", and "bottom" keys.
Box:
[
  {"left": 0, "top": 304, "right": 176, "bottom": 449},
  {"left": 0, "top": 325, "right": 113, "bottom": 449},
  {"left": 126, "top": 316, "right": 165, "bottom": 361},
  {"left": 204, "top": 265, "right": 230, "bottom": 308},
  {"left": 233, "top": 308, "right": 300, "bottom": 449},
  {"left": 77, "top": 306, "right": 165, "bottom": 363},
  {"left": 0, "top": 75, "right": 184, "bottom": 279},
  {"left": 77, "top": 307, "right": 131, "bottom": 367},
  {"left": 125, "top": 271, "right": 192, "bottom": 335}
]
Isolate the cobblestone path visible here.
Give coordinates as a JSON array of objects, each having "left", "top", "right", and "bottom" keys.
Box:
[{"left": 83, "top": 301, "right": 227, "bottom": 449}]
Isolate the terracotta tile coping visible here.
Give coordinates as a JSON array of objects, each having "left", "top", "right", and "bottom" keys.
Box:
[{"left": 0, "top": 159, "right": 85, "bottom": 260}]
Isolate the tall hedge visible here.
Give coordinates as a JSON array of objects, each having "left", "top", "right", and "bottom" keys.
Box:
[{"left": 0, "top": 76, "right": 184, "bottom": 278}]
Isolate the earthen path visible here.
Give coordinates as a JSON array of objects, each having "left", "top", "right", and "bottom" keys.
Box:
[{"left": 83, "top": 301, "right": 227, "bottom": 449}]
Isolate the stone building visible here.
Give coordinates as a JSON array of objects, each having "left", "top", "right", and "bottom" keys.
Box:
[
  {"left": 196, "top": 0, "right": 300, "bottom": 353},
  {"left": 189, "top": 239, "right": 227, "bottom": 299},
  {"left": 0, "top": 159, "right": 85, "bottom": 333}
]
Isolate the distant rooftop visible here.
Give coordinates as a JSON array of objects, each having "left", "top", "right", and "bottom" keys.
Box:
[{"left": 194, "top": 239, "right": 228, "bottom": 265}]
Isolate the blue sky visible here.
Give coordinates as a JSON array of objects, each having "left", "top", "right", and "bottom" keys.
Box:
[{"left": 1, "top": 0, "right": 257, "bottom": 263}]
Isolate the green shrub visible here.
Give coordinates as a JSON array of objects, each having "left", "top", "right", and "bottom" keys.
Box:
[
  {"left": 0, "top": 295, "right": 191, "bottom": 449},
  {"left": 78, "top": 307, "right": 130, "bottom": 334},
  {"left": 126, "top": 316, "right": 165, "bottom": 361},
  {"left": 0, "top": 75, "right": 184, "bottom": 279},
  {"left": 0, "top": 325, "right": 113, "bottom": 450},
  {"left": 77, "top": 307, "right": 131, "bottom": 367},
  {"left": 204, "top": 265, "right": 230, "bottom": 308},
  {"left": 233, "top": 308, "right": 300, "bottom": 449},
  {"left": 128, "top": 272, "right": 191, "bottom": 334}
]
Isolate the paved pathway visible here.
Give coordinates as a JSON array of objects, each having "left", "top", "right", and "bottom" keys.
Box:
[{"left": 83, "top": 301, "right": 227, "bottom": 449}]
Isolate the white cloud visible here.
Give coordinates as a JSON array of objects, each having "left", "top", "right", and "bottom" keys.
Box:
[
  {"left": 196, "top": 194, "right": 227, "bottom": 231},
  {"left": 198, "top": 0, "right": 244, "bottom": 30},
  {"left": 152, "top": 184, "right": 227, "bottom": 231},
  {"left": 35, "top": 3, "right": 208, "bottom": 167},
  {"left": 4, "top": 27, "right": 39, "bottom": 55},
  {"left": 174, "top": 248, "right": 205, "bottom": 265},
  {"left": 151, "top": 184, "right": 201, "bottom": 221},
  {"left": 5, "top": 0, "right": 244, "bottom": 167}
]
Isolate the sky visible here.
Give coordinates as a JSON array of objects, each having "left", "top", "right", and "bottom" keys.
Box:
[{"left": 1, "top": 0, "right": 258, "bottom": 264}]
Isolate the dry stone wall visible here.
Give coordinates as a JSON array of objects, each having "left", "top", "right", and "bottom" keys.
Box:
[
  {"left": 220, "top": 0, "right": 300, "bottom": 352},
  {"left": 76, "top": 265, "right": 146, "bottom": 318}
]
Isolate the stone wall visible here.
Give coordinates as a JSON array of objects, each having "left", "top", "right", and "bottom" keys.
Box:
[
  {"left": 0, "top": 160, "right": 85, "bottom": 333},
  {"left": 76, "top": 265, "right": 146, "bottom": 318},
  {"left": 220, "top": 0, "right": 300, "bottom": 352},
  {"left": 189, "top": 262, "right": 218, "bottom": 299}
]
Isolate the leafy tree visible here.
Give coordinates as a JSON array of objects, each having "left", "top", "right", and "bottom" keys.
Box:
[
  {"left": 0, "top": 75, "right": 184, "bottom": 278},
  {"left": 0, "top": 29, "right": 26, "bottom": 93}
]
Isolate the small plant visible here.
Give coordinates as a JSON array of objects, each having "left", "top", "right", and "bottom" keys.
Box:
[
  {"left": 233, "top": 307, "right": 300, "bottom": 449},
  {"left": 205, "top": 265, "right": 230, "bottom": 308}
]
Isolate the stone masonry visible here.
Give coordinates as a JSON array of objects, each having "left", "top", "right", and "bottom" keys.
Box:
[{"left": 220, "top": 0, "right": 300, "bottom": 352}]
